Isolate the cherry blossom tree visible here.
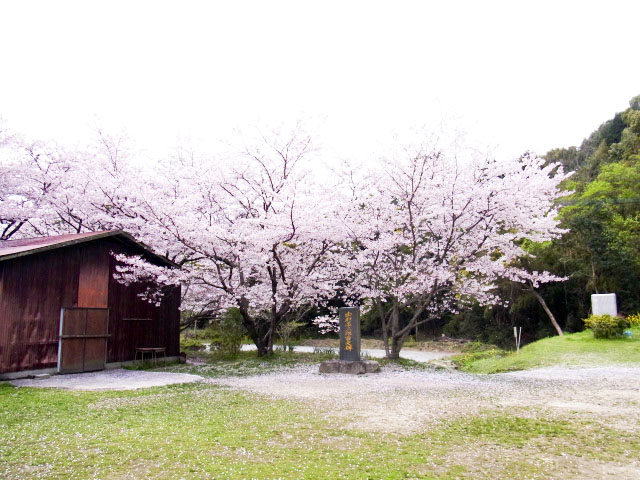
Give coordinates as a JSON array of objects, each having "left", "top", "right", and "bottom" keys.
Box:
[
  {"left": 0, "top": 129, "right": 215, "bottom": 326},
  {"left": 336, "top": 143, "right": 569, "bottom": 358},
  {"left": 2, "top": 119, "right": 569, "bottom": 359},
  {"left": 0, "top": 129, "right": 146, "bottom": 240},
  {"left": 0, "top": 126, "right": 37, "bottom": 240},
  {"left": 0, "top": 139, "right": 73, "bottom": 240},
  {"left": 112, "top": 126, "right": 347, "bottom": 355},
  {"left": 1, "top": 121, "right": 348, "bottom": 355}
]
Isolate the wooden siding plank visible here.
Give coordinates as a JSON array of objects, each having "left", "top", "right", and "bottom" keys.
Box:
[
  {"left": 77, "top": 244, "right": 110, "bottom": 308},
  {"left": 0, "top": 248, "right": 80, "bottom": 373}
]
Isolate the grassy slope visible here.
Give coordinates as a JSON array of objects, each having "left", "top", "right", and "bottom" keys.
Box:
[{"left": 461, "top": 327, "right": 640, "bottom": 374}]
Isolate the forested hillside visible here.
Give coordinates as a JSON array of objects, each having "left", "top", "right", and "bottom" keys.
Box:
[
  {"left": 546, "top": 96, "right": 640, "bottom": 311},
  {"left": 443, "top": 96, "right": 640, "bottom": 345}
]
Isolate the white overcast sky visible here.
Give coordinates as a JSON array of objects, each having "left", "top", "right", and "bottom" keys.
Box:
[{"left": 1, "top": 0, "right": 639, "bottom": 164}]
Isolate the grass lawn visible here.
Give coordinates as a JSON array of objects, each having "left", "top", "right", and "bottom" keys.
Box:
[
  {"left": 456, "top": 327, "right": 640, "bottom": 374},
  {"left": 3, "top": 343, "right": 640, "bottom": 479},
  {"left": 145, "top": 349, "right": 338, "bottom": 377},
  {"left": 2, "top": 376, "right": 639, "bottom": 480}
]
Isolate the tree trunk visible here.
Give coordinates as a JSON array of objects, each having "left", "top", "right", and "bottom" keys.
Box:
[
  {"left": 256, "top": 320, "right": 275, "bottom": 357},
  {"left": 244, "top": 324, "right": 272, "bottom": 357},
  {"left": 529, "top": 286, "right": 564, "bottom": 336},
  {"left": 239, "top": 301, "right": 275, "bottom": 356},
  {"left": 376, "top": 299, "right": 391, "bottom": 358},
  {"left": 387, "top": 301, "right": 401, "bottom": 359},
  {"left": 389, "top": 335, "right": 404, "bottom": 359},
  {"left": 255, "top": 336, "right": 270, "bottom": 356}
]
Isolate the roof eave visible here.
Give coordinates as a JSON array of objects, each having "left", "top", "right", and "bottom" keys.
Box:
[{"left": 0, "top": 231, "right": 179, "bottom": 269}]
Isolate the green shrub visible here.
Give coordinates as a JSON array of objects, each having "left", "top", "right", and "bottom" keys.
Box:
[
  {"left": 276, "top": 320, "right": 304, "bottom": 351},
  {"left": 208, "top": 308, "right": 245, "bottom": 355},
  {"left": 583, "top": 314, "right": 630, "bottom": 339},
  {"left": 628, "top": 313, "right": 640, "bottom": 327},
  {"left": 403, "top": 336, "right": 417, "bottom": 347},
  {"left": 181, "top": 337, "right": 206, "bottom": 351}
]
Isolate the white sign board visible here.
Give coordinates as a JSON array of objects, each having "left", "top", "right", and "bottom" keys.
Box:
[{"left": 591, "top": 293, "right": 617, "bottom": 316}]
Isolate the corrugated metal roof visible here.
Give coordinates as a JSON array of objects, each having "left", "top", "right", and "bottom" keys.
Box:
[{"left": 0, "top": 230, "right": 177, "bottom": 267}]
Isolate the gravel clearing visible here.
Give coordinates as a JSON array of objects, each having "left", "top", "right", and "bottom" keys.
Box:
[
  {"left": 9, "top": 369, "right": 203, "bottom": 391},
  {"left": 208, "top": 364, "right": 640, "bottom": 434}
]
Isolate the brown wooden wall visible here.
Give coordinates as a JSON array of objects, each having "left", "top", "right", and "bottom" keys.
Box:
[
  {"left": 107, "top": 243, "right": 181, "bottom": 362},
  {"left": 0, "top": 248, "right": 80, "bottom": 373},
  {"left": 0, "top": 238, "right": 180, "bottom": 374}
]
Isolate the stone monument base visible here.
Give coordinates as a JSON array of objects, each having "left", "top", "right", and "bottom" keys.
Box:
[{"left": 318, "top": 359, "right": 380, "bottom": 375}]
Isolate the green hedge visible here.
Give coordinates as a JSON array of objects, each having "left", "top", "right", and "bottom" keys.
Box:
[{"left": 583, "top": 314, "right": 629, "bottom": 339}]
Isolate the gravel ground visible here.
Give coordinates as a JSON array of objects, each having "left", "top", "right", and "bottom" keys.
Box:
[
  {"left": 9, "top": 369, "right": 203, "bottom": 391},
  {"left": 208, "top": 364, "right": 640, "bottom": 434}
]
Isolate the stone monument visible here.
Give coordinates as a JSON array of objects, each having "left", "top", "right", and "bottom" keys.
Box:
[{"left": 319, "top": 307, "right": 379, "bottom": 374}]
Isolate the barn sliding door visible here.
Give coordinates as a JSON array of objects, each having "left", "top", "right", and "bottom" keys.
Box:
[{"left": 58, "top": 308, "right": 109, "bottom": 374}]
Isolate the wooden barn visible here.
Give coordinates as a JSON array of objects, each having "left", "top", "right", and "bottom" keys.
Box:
[{"left": 0, "top": 230, "right": 180, "bottom": 378}]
